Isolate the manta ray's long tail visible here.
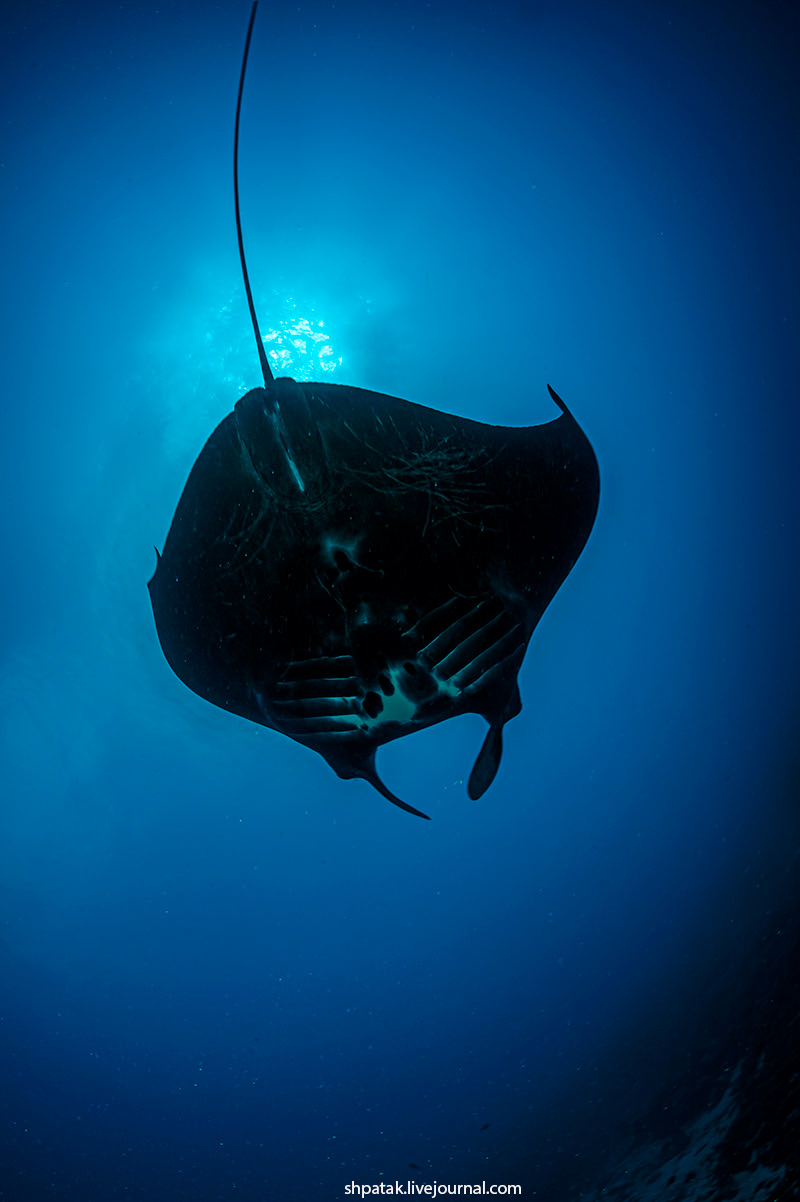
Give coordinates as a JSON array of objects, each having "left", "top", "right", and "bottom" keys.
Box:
[{"left": 234, "top": 2, "right": 273, "bottom": 392}]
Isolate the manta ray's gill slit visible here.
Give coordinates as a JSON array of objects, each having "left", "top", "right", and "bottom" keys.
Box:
[{"left": 432, "top": 611, "right": 524, "bottom": 686}]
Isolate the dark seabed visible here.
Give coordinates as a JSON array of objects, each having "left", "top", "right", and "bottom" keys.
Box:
[{"left": 1, "top": 1, "right": 798, "bottom": 1199}]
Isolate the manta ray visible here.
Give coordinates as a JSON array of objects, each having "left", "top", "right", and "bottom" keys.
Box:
[{"left": 148, "top": 2, "right": 600, "bottom": 819}]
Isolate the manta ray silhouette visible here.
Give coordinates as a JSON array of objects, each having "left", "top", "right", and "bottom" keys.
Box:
[{"left": 148, "top": 3, "right": 600, "bottom": 820}]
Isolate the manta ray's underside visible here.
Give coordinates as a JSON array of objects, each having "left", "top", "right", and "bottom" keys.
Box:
[{"left": 147, "top": 3, "right": 600, "bottom": 819}]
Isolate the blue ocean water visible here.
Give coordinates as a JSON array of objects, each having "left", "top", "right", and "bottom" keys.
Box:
[{"left": 2, "top": 1, "right": 798, "bottom": 1199}]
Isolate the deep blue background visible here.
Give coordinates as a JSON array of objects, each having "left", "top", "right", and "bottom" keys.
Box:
[{"left": 1, "top": 1, "right": 798, "bottom": 1198}]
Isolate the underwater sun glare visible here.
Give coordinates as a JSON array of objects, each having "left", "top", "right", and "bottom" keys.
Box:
[{"left": 261, "top": 303, "right": 342, "bottom": 382}]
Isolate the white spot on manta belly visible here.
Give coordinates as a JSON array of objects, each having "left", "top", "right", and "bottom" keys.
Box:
[
  {"left": 371, "top": 673, "right": 418, "bottom": 726},
  {"left": 358, "top": 661, "right": 461, "bottom": 732}
]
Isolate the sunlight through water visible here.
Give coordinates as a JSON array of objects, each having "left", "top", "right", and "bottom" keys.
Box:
[{"left": 261, "top": 303, "right": 342, "bottom": 382}]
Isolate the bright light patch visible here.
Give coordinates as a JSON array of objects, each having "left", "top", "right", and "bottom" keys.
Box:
[
  {"left": 148, "top": 276, "right": 348, "bottom": 462},
  {"left": 261, "top": 304, "right": 342, "bottom": 382}
]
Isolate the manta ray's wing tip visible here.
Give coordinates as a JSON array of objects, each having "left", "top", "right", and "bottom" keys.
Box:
[{"left": 546, "top": 383, "right": 568, "bottom": 413}]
